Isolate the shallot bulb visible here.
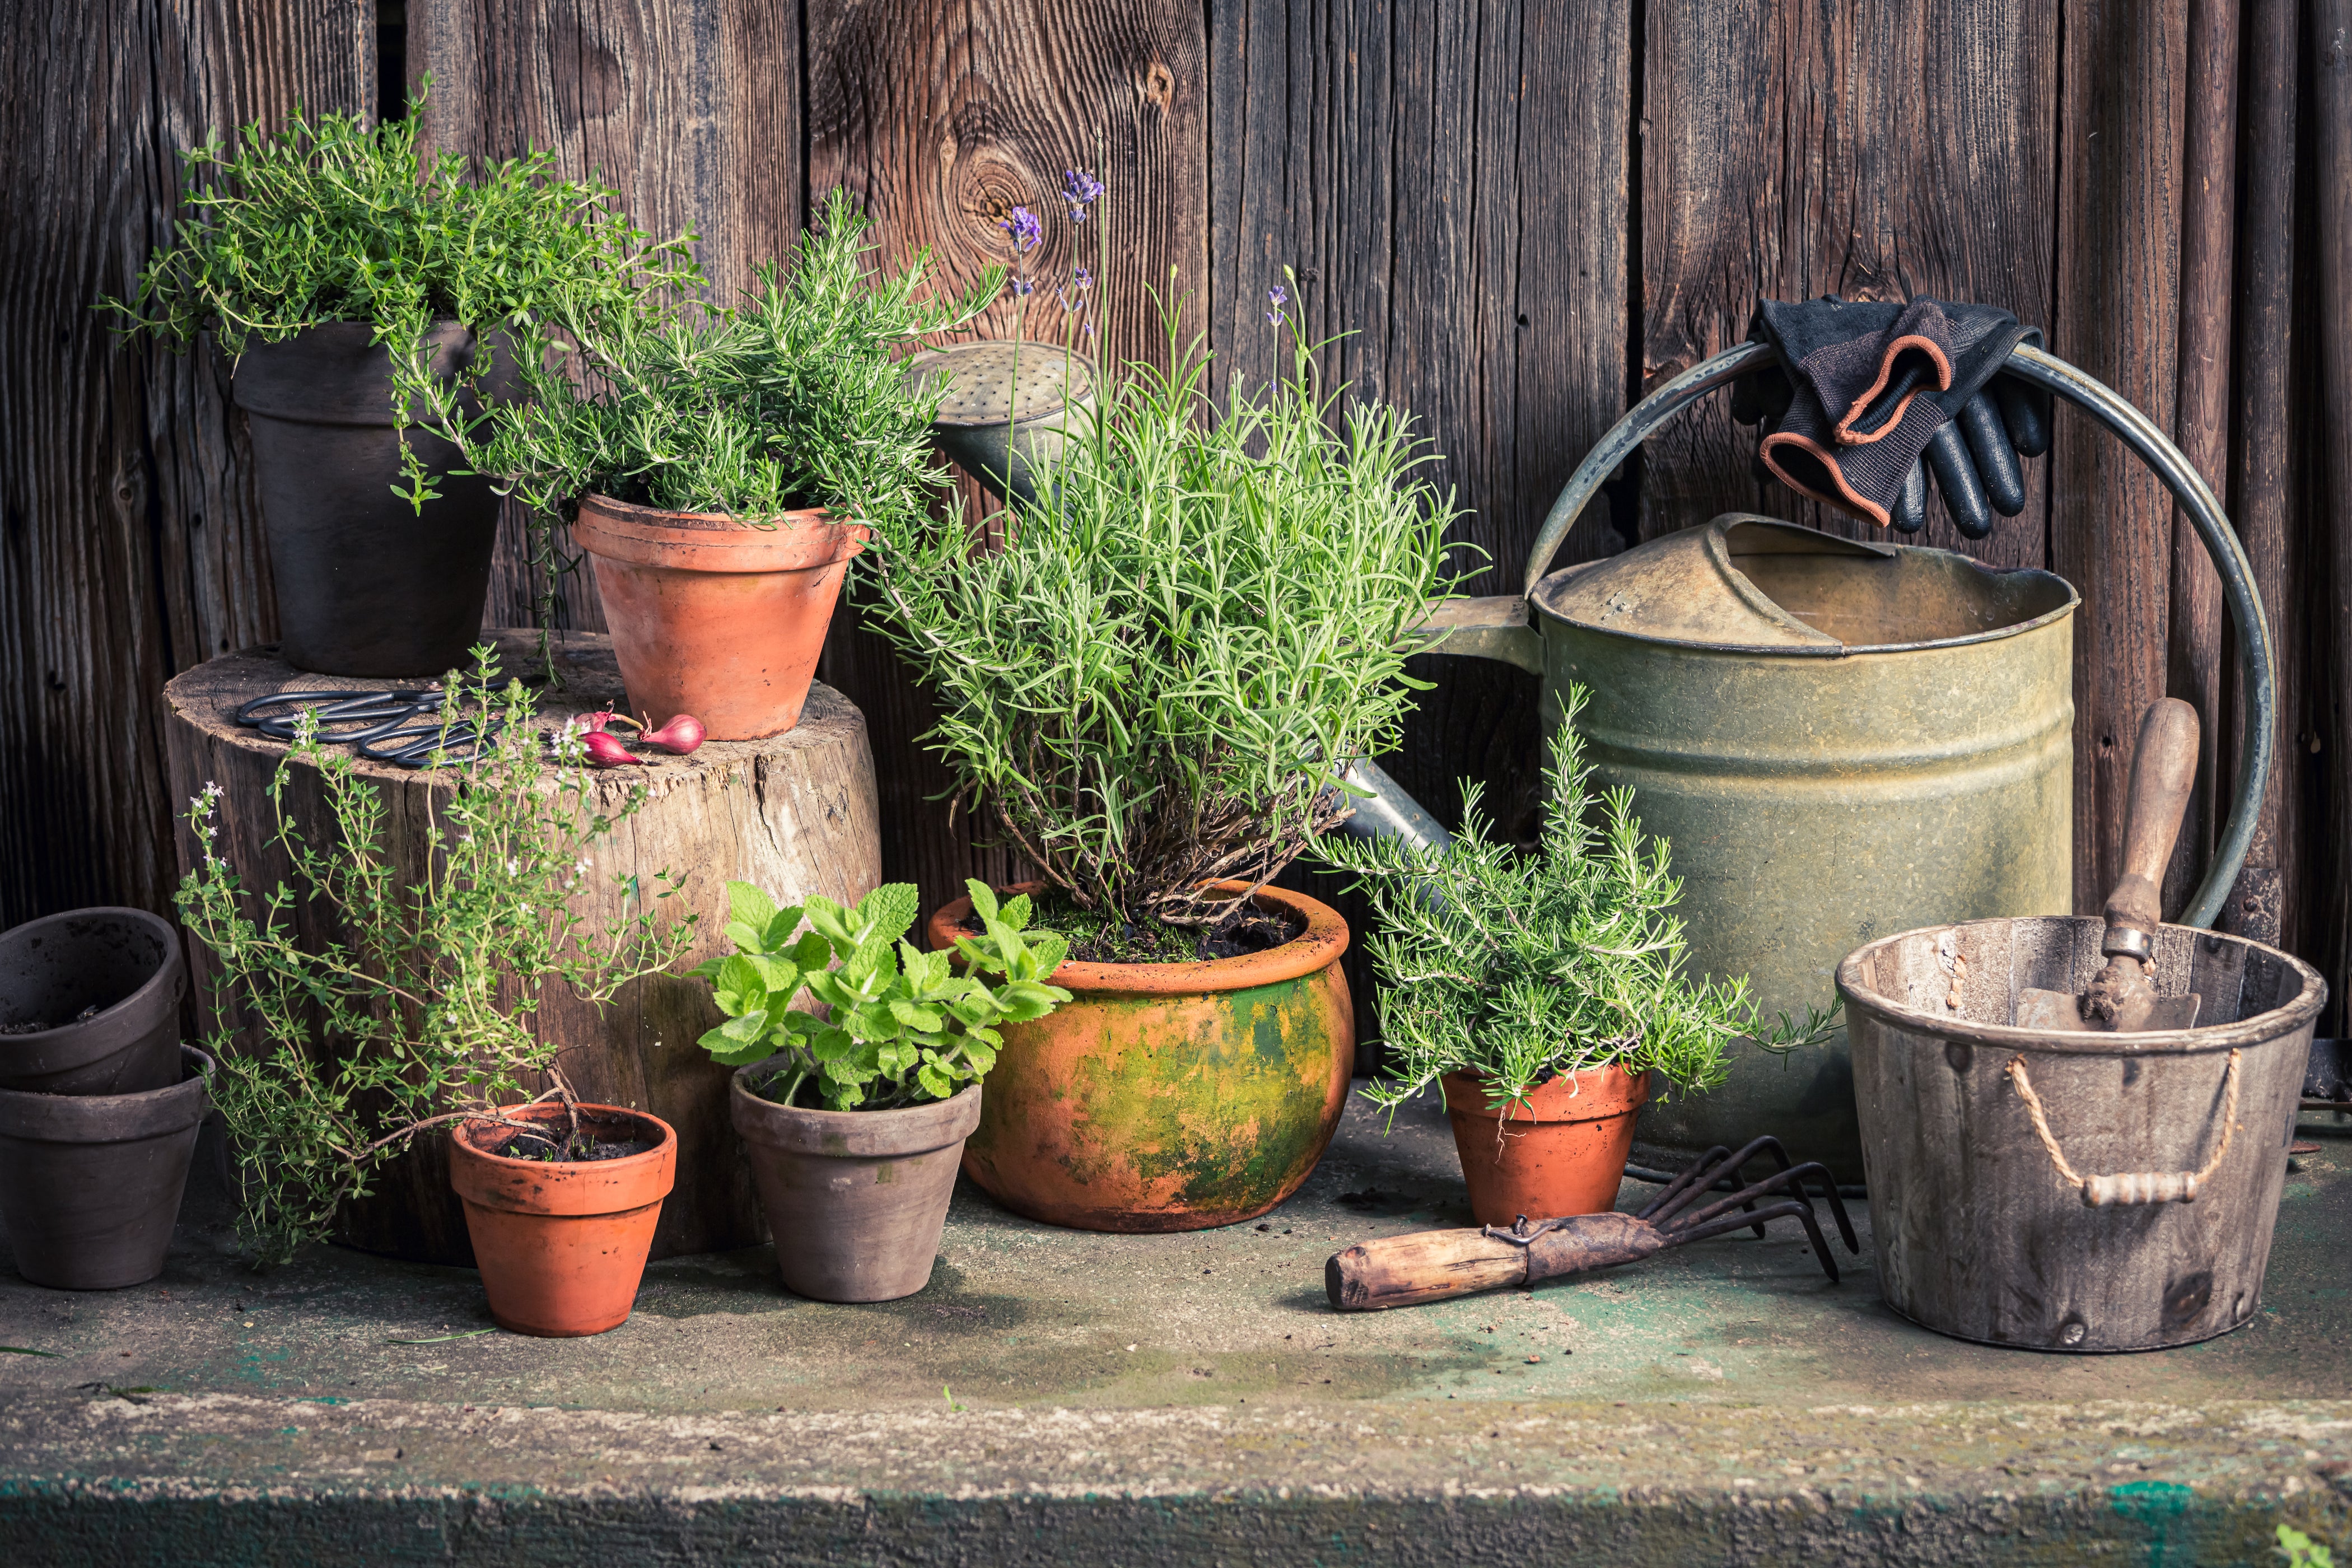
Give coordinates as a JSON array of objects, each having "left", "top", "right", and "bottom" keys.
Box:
[
  {"left": 580, "top": 730, "right": 637, "bottom": 768},
  {"left": 640, "top": 714, "right": 706, "bottom": 755}
]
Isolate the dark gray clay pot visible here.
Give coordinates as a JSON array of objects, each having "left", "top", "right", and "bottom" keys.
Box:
[
  {"left": 232, "top": 321, "right": 517, "bottom": 676},
  {"left": 730, "top": 1073, "right": 982, "bottom": 1303},
  {"left": 0, "top": 1046, "right": 212, "bottom": 1289},
  {"left": 0, "top": 907, "right": 185, "bottom": 1095}
]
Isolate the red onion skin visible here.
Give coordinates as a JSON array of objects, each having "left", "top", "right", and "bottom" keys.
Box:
[
  {"left": 580, "top": 731, "right": 637, "bottom": 768},
  {"left": 641, "top": 715, "right": 707, "bottom": 755}
]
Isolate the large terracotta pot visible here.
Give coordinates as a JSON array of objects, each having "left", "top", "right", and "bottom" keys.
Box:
[
  {"left": 232, "top": 321, "right": 515, "bottom": 676},
  {"left": 1443, "top": 1065, "right": 1651, "bottom": 1226},
  {"left": 0, "top": 906, "right": 185, "bottom": 1096},
  {"left": 448, "top": 1102, "right": 675, "bottom": 1337},
  {"left": 571, "top": 495, "right": 867, "bottom": 741},
  {"left": 926, "top": 881, "right": 1353, "bottom": 1233},
  {"left": 730, "top": 1071, "right": 981, "bottom": 1302}
]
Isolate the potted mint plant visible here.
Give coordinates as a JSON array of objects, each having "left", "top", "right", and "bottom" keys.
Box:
[
  {"left": 433, "top": 189, "right": 1001, "bottom": 735},
  {"left": 694, "top": 880, "right": 1069, "bottom": 1302},
  {"left": 1320, "top": 690, "right": 1838, "bottom": 1226},
  {"left": 105, "top": 84, "right": 694, "bottom": 676}
]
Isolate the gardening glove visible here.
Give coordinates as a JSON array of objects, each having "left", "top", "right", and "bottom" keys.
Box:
[{"left": 1729, "top": 296, "right": 2052, "bottom": 539}]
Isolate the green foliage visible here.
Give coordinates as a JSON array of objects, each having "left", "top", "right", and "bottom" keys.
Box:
[
  {"left": 102, "top": 80, "right": 698, "bottom": 502},
  {"left": 865, "top": 301, "right": 1458, "bottom": 934},
  {"left": 176, "top": 650, "right": 697, "bottom": 1264},
  {"left": 2281, "top": 1525, "right": 2338, "bottom": 1568},
  {"left": 692, "top": 879, "right": 1071, "bottom": 1112},
  {"left": 1319, "top": 685, "right": 1841, "bottom": 1116}
]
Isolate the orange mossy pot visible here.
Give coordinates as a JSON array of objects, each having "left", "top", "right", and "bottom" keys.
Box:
[
  {"left": 926, "top": 881, "right": 1353, "bottom": 1234},
  {"left": 447, "top": 1102, "right": 676, "bottom": 1337},
  {"left": 1442, "top": 1066, "right": 1651, "bottom": 1226},
  {"left": 571, "top": 494, "right": 867, "bottom": 741}
]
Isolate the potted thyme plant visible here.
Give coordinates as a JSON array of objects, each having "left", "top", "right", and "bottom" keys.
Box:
[
  {"left": 105, "top": 85, "right": 695, "bottom": 678},
  {"left": 870, "top": 286, "right": 1457, "bottom": 1233},
  {"left": 431, "top": 188, "right": 1001, "bottom": 738},
  {"left": 1320, "top": 692, "right": 1838, "bottom": 1226},
  {"left": 692, "top": 879, "right": 1069, "bottom": 1301},
  {"left": 178, "top": 650, "right": 697, "bottom": 1336}
]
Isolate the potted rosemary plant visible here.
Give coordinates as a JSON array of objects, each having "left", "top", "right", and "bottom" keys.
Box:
[
  {"left": 178, "top": 651, "right": 697, "bottom": 1335},
  {"left": 693, "top": 879, "right": 1069, "bottom": 1301},
  {"left": 437, "top": 188, "right": 1001, "bottom": 737},
  {"left": 874, "top": 301, "right": 1456, "bottom": 1233},
  {"left": 1320, "top": 692, "right": 1838, "bottom": 1226},
  {"left": 105, "top": 85, "right": 694, "bottom": 677}
]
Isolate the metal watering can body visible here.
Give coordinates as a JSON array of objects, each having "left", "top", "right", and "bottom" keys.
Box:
[{"left": 1342, "top": 343, "right": 2275, "bottom": 1185}]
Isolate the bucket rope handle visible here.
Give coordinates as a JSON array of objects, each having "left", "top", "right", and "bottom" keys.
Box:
[{"left": 2003, "top": 1050, "right": 2241, "bottom": 1206}]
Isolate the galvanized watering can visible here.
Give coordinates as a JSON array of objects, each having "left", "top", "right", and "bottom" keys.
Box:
[{"left": 1338, "top": 343, "right": 2278, "bottom": 1183}]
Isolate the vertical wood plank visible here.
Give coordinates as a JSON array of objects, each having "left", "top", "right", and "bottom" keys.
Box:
[
  {"left": 2049, "top": 0, "right": 2190, "bottom": 913},
  {"left": 0, "top": 2, "right": 373, "bottom": 928},
  {"left": 806, "top": 0, "right": 1210, "bottom": 922},
  {"left": 1640, "top": 0, "right": 2060, "bottom": 572},
  {"left": 2309, "top": 0, "right": 2351, "bottom": 997},
  {"left": 411, "top": 0, "right": 806, "bottom": 633}
]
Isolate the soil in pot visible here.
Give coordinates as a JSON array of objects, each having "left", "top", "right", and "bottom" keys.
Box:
[
  {"left": 0, "top": 907, "right": 186, "bottom": 1096},
  {"left": 447, "top": 1102, "right": 675, "bottom": 1337},
  {"left": 1443, "top": 1066, "right": 1652, "bottom": 1226},
  {"left": 731, "top": 1072, "right": 982, "bottom": 1302},
  {"left": 570, "top": 496, "right": 867, "bottom": 741},
  {"left": 232, "top": 321, "right": 517, "bottom": 677},
  {"left": 929, "top": 881, "right": 1354, "bottom": 1233},
  {"left": 0, "top": 1045, "right": 213, "bottom": 1289}
]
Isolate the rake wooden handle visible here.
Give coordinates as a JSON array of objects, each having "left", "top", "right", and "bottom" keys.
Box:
[
  {"left": 2104, "top": 698, "right": 2201, "bottom": 946},
  {"left": 1326, "top": 1229, "right": 1532, "bottom": 1311}
]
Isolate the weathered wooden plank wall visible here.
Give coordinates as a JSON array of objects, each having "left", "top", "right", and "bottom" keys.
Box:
[
  {"left": 5, "top": 1, "right": 2346, "bottom": 1035},
  {"left": 0, "top": 1, "right": 374, "bottom": 925}
]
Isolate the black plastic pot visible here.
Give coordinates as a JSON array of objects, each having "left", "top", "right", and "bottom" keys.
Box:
[
  {"left": 0, "top": 1045, "right": 212, "bottom": 1289},
  {"left": 0, "top": 907, "right": 184, "bottom": 1095},
  {"left": 232, "top": 320, "right": 517, "bottom": 676}
]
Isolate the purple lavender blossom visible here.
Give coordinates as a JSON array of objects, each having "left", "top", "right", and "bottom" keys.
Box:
[
  {"left": 1063, "top": 169, "right": 1104, "bottom": 222},
  {"left": 1011, "top": 277, "right": 1036, "bottom": 297},
  {"left": 1266, "top": 282, "right": 1288, "bottom": 327},
  {"left": 1003, "top": 206, "right": 1043, "bottom": 252}
]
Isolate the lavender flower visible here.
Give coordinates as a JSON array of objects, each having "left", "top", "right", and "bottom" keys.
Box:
[
  {"left": 1011, "top": 278, "right": 1035, "bottom": 297},
  {"left": 1003, "top": 206, "right": 1043, "bottom": 253},
  {"left": 1063, "top": 169, "right": 1104, "bottom": 223},
  {"left": 1266, "top": 282, "right": 1288, "bottom": 327}
]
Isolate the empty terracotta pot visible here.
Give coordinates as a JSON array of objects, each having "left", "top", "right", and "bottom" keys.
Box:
[
  {"left": 447, "top": 1102, "right": 675, "bottom": 1337},
  {"left": 571, "top": 496, "right": 868, "bottom": 741},
  {"left": 0, "top": 1045, "right": 212, "bottom": 1289},
  {"left": 1443, "top": 1065, "right": 1652, "bottom": 1226},
  {"left": 0, "top": 907, "right": 185, "bottom": 1096},
  {"left": 930, "top": 881, "right": 1353, "bottom": 1233},
  {"left": 731, "top": 1072, "right": 981, "bottom": 1302},
  {"left": 233, "top": 321, "right": 516, "bottom": 676}
]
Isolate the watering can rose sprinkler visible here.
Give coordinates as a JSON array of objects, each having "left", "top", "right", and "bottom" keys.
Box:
[{"left": 1332, "top": 337, "right": 2276, "bottom": 1184}]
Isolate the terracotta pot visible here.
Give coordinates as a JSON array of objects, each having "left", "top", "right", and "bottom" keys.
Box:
[
  {"left": 1443, "top": 1065, "right": 1652, "bottom": 1226},
  {"left": 571, "top": 495, "right": 868, "bottom": 741},
  {"left": 232, "top": 321, "right": 516, "bottom": 676},
  {"left": 731, "top": 1072, "right": 982, "bottom": 1301},
  {"left": 927, "top": 881, "right": 1353, "bottom": 1233},
  {"left": 447, "top": 1102, "right": 676, "bottom": 1337},
  {"left": 0, "top": 907, "right": 185, "bottom": 1096},
  {"left": 0, "top": 1046, "right": 212, "bottom": 1289}
]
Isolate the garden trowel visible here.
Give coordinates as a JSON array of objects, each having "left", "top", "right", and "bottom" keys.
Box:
[{"left": 2014, "top": 697, "right": 2203, "bottom": 1033}]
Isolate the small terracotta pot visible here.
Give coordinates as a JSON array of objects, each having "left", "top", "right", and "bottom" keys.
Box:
[
  {"left": 0, "top": 907, "right": 186, "bottom": 1096},
  {"left": 1443, "top": 1066, "right": 1651, "bottom": 1226},
  {"left": 0, "top": 1045, "right": 212, "bottom": 1289},
  {"left": 731, "top": 1072, "right": 982, "bottom": 1302},
  {"left": 928, "top": 881, "right": 1353, "bottom": 1233},
  {"left": 571, "top": 495, "right": 868, "bottom": 741},
  {"left": 447, "top": 1102, "right": 676, "bottom": 1337}
]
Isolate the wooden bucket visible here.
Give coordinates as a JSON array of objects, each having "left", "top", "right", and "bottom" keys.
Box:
[{"left": 1837, "top": 916, "right": 2325, "bottom": 1352}]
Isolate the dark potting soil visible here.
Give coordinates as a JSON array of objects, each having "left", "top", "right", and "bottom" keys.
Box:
[
  {"left": 493, "top": 1127, "right": 655, "bottom": 1163},
  {"left": 0, "top": 1003, "right": 102, "bottom": 1036},
  {"left": 968, "top": 893, "right": 1305, "bottom": 966}
]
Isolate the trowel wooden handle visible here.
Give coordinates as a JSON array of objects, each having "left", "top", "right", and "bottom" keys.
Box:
[{"left": 2104, "top": 698, "right": 2201, "bottom": 942}]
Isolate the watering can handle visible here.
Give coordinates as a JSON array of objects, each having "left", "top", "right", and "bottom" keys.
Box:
[{"left": 1516, "top": 340, "right": 2275, "bottom": 933}]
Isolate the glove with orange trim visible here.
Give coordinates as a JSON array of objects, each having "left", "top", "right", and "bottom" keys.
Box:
[{"left": 1730, "top": 296, "right": 2051, "bottom": 538}]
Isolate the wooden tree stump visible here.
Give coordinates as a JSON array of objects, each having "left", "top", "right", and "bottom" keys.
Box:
[{"left": 160, "top": 631, "right": 881, "bottom": 1264}]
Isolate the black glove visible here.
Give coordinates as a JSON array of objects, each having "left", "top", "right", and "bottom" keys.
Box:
[{"left": 1730, "top": 296, "right": 2053, "bottom": 538}]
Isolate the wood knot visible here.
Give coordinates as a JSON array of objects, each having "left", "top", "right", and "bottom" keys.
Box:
[{"left": 1141, "top": 60, "right": 1174, "bottom": 111}]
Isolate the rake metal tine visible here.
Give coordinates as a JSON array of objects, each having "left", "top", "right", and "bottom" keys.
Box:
[
  {"left": 1676, "top": 1168, "right": 1832, "bottom": 1236},
  {"left": 1711, "top": 1136, "right": 1798, "bottom": 1234},
  {"left": 1777, "top": 1158, "right": 1859, "bottom": 1254},
  {"left": 1673, "top": 1200, "right": 1842, "bottom": 1284},
  {"left": 1640, "top": 1146, "right": 1733, "bottom": 1224}
]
